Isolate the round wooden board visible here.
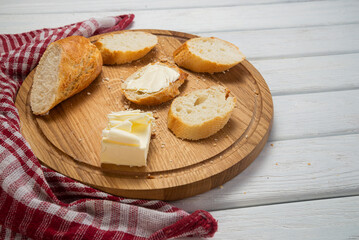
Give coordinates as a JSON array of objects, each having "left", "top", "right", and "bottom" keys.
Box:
[{"left": 15, "top": 29, "right": 273, "bottom": 201}]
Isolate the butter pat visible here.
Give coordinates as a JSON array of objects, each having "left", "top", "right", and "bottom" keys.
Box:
[
  {"left": 100, "top": 110, "right": 153, "bottom": 167},
  {"left": 124, "top": 62, "right": 180, "bottom": 93}
]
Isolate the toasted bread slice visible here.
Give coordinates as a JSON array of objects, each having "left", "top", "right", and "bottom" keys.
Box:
[
  {"left": 167, "top": 85, "right": 236, "bottom": 140},
  {"left": 173, "top": 37, "right": 245, "bottom": 73},
  {"left": 121, "top": 62, "right": 188, "bottom": 105},
  {"left": 30, "top": 36, "right": 102, "bottom": 115},
  {"left": 95, "top": 31, "right": 158, "bottom": 65}
]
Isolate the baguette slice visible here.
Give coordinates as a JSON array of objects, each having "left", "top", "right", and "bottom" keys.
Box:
[
  {"left": 121, "top": 62, "right": 188, "bottom": 105},
  {"left": 95, "top": 31, "right": 158, "bottom": 65},
  {"left": 173, "top": 37, "right": 245, "bottom": 73},
  {"left": 30, "top": 36, "right": 102, "bottom": 115},
  {"left": 168, "top": 85, "right": 236, "bottom": 140}
]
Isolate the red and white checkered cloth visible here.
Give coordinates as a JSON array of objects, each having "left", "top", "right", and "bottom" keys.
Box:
[{"left": 0, "top": 15, "right": 218, "bottom": 239}]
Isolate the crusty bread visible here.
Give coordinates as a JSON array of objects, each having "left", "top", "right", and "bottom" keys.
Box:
[
  {"left": 121, "top": 62, "right": 188, "bottom": 105},
  {"left": 168, "top": 85, "right": 236, "bottom": 140},
  {"left": 30, "top": 36, "right": 102, "bottom": 115},
  {"left": 173, "top": 37, "right": 245, "bottom": 73},
  {"left": 94, "top": 31, "right": 158, "bottom": 65}
]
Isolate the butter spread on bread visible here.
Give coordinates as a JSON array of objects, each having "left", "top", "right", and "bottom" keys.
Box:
[
  {"left": 100, "top": 110, "right": 153, "bottom": 167},
  {"left": 121, "top": 62, "right": 187, "bottom": 105},
  {"left": 168, "top": 85, "right": 236, "bottom": 140},
  {"left": 95, "top": 31, "right": 158, "bottom": 65},
  {"left": 173, "top": 37, "right": 245, "bottom": 73},
  {"left": 30, "top": 36, "right": 102, "bottom": 115},
  {"left": 125, "top": 62, "right": 180, "bottom": 93}
]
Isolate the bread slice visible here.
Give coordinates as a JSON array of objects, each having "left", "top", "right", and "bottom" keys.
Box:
[
  {"left": 121, "top": 62, "right": 188, "bottom": 105},
  {"left": 30, "top": 36, "right": 102, "bottom": 115},
  {"left": 168, "top": 85, "right": 236, "bottom": 140},
  {"left": 173, "top": 37, "right": 245, "bottom": 73},
  {"left": 94, "top": 31, "right": 158, "bottom": 65}
]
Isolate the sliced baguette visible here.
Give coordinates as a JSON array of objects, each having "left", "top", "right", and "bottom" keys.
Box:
[
  {"left": 168, "top": 85, "right": 236, "bottom": 140},
  {"left": 95, "top": 31, "right": 158, "bottom": 65},
  {"left": 173, "top": 37, "right": 245, "bottom": 73},
  {"left": 30, "top": 36, "right": 102, "bottom": 115},
  {"left": 121, "top": 62, "right": 187, "bottom": 105}
]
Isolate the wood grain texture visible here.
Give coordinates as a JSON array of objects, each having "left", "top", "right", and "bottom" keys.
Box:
[
  {"left": 201, "top": 23, "right": 359, "bottom": 60},
  {"left": 253, "top": 53, "right": 359, "bottom": 96},
  {"left": 209, "top": 196, "right": 359, "bottom": 239},
  {"left": 0, "top": 0, "right": 310, "bottom": 14},
  {"left": 173, "top": 134, "right": 359, "bottom": 212},
  {"left": 270, "top": 89, "right": 359, "bottom": 141},
  {"left": 15, "top": 30, "right": 273, "bottom": 201},
  {"left": 1, "top": 1, "right": 359, "bottom": 34}
]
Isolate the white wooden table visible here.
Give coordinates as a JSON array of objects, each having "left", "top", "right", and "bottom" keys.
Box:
[{"left": 1, "top": 0, "right": 359, "bottom": 238}]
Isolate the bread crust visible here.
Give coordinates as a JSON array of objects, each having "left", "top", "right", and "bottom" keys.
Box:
[
  {"left": 121, "top": 62, "right": 188, "bottom": 106},
  {"left": 94, "top": 31, "right": 158, "bottom": 65},
  {"left": 173, "top": 37, "right": 245, "bottom": 73},
  {"left": 167, "top": 86, "right": 236, "bottom": 140},
  {"left": 31, "top": 36, "right": 102, "bottom": 115}
]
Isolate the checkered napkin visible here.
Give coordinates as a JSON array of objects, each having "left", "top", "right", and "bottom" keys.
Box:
[{"left": 0, "top": 15, "right": 217, "bottom": 239}]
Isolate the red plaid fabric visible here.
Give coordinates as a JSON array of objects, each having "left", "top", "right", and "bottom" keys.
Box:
[{"left": 0, "top": 15, "right": 217, "bottom": 239}]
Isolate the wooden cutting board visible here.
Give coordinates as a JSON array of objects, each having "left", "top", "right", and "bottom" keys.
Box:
[{"left": 15, "top": 29, "right": 273, "bottom": 201}]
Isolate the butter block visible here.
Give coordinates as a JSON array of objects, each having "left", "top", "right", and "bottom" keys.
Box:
[{"left": 100, "top": 110, "right": 153, "bottom": 167}]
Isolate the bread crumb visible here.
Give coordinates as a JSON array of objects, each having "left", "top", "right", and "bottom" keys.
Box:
[
  {"left": 147, "top": 174, "right": 155, "bottom": 179},
  {"left": 220, "top": 156, "right": 223, "bottom": 159},
  {"left": 270, "top": 143, "right": 274, "bottom": 147},
  {"left": 226, "top": 135, "right": 229, "bottom": 138},
  {"left": 210, "top": 160, "right": 214, "bottom": 164},
  {"left": 102, "top": 77, "right": 110, "bottom": 82},
  {"left": 243, "top": 192, "right": 246, "bottom": 194},
  {"left": 214, "top": 138, "right": 218, "bottom": 141},
  {"left": 213, "top": 143, "right": 217, "bottom": 146},
  {"left": 308, "top": 163, "right": 311, "bottom": 166},
  {"left": 219, "top": 185, "right": 223, "bottom": 189},
  {"left": 78, "top": 138, "right": 82, "bottom": 142},
  {"left": 161, "top": 143, "right": 165, "bottom": 148},
  {"left": 245, "top": 134, "right": 248, "bottom": 138},
  {"left": 135, "top": 176, "right": 139, "bottom": 179},
  {"left": 275, "top": 162, "right": 278, "bottom": 166},
  {"left": 87, "top": 92, "right": 91, "bottom": 95}
]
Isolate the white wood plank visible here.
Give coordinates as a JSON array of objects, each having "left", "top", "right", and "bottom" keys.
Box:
[
  {"left": 252, "top": 53, "right": 359, "bottom": 96},
  {"left": 210, "top": 196, "right": 359, "bottom": 239},
  {"left": 0, "top": 0, "right": 317, "bottom": 14},
  {"left": 200, "top": 24, "right": 359, "bottom": 60},
  {"left": 270, "top": 89, "right": 359, "bottom": 141},
  {"left": 0, "top": 0, "right": 358, "bottom": 34},
  {"left": 172, "top": 134, "right": 359, "bottom": 212}
]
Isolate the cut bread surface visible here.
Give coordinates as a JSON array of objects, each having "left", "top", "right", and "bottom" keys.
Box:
[
  {"left": 173, "top": 37, "right": 245, "bottom": 73},
  {"left": 168, "top": 85, "right": 236, "bottom": 140},
  {"left": 121, "top": 62, "right": 187, "bottom": 106},
  {"left": 188, "top": 37, "right": 243, "bottom": 65},
  {"left": 30, "top": 36, "right": 103, "bottom": 115},
  {"left": 30, "top": 44, "right": 61, "bottom": 115},
  {"left": 95, "top": 31, "right": 158, "bottom": 65}
]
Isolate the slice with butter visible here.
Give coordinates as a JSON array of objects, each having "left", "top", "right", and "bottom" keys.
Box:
[
  {"left": 100, "top": 110, "right": 153, "bottom": 167},
  {"left": 121, "top": 62, "right": 188, "bottom": 105}
]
